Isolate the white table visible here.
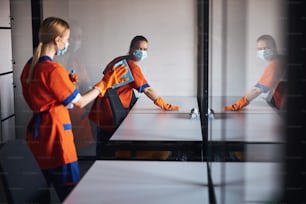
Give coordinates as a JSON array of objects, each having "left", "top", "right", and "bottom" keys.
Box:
[
  {"left": 63, "top": 161, "right": 283, "bottom": 204},
  {"left": 207, "top": 96, "right": 285, "bottom": 143},
  {"left": 64, "top": 161, "right": 209, "bottom": 204},
  {"left": 206, "top": 96, "right": 285, "bottom": 162},
  {"left": 111, "top": 112, "right": 202, "bottom": 142},
  {"left": 106, "top": 96, "right": 203, "bottom": 157},
  {"left": 107, "top": 111, "right": 203, "bottom": 159},
  {"left": 207, "top": 112, "right": 284, "bottom": 143},
  {"left": 209, "top": 162, "right": 283, "bottom": 203},
  {"left": 130, "top": 95, "right": 199, "bottom": 114},
  {"left": 78, "top": 96, "right": 201, "bottom": 157}
]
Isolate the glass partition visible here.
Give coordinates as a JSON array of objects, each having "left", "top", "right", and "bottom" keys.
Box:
[
  {"left": 42, "top": 0, "right": 197, "bottom": 157},
  {"left": 36, "top": 0, "right": 287, "bottom": 202},
  {"left": 207, "top": 0, "right": 287, "bottom": 203}
]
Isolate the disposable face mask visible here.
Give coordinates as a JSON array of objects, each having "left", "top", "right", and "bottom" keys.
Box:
[
  {"left": 133, "top": 50, "right": 148, "bottom": 61},
  {"left": 257, "top": 49, "right": 273, "bottom": 61},
  {"left": 56, "top": 41, "right": 69, "bottom": 56}
]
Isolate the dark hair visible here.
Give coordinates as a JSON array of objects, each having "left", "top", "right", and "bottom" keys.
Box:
[
  {"left": 257, "top": 34, "right": 277, "bottom": 50},
  {"left": 129, "top": 35, "right": 148, "bottom": 53}
]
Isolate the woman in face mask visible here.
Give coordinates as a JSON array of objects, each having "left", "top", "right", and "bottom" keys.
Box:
[
  {"left": 89, "top": 35, "right": 180, "bottom": 158},
  {"left": 20, "top": 17, "right": 128, "bottom": 202},
  {"left": 224, "top": 34, "right": 286, "bottom": 111}
]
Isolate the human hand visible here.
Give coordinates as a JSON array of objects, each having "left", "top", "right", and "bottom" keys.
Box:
[
  {"left": 224, "top": 96, "right": 249, "bottom": 111},
  {"left": 154, "top": 97, "right": 180, "bottom": 111},
  {"left": 94, "top": 64, "right": 129, "bottom": 96},
  {"left": 69, "top": 69, "right": 79, "bottom": 84}
]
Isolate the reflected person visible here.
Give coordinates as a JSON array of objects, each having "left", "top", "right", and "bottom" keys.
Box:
[
  {"left": 224, "top": 34, "right": 286, "bottom": 111},
  {"left": 66, "top": 20, "right": 95, "bottom": 150}
]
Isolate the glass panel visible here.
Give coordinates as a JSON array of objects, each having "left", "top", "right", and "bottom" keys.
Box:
[
  {"left": 208, "top": 0, "right": 286, "bottom": 202},
  {"left": 42, "top": 0, "right": 197, "bottom": 157}
]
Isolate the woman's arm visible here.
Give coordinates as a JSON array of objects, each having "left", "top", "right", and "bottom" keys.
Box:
[
  {"left": 72, "top": 88, "right": 100, "bottom": 108},
  {"left": 142, "top": 87, "right": 159, "bottom": 101},
  {"left": 142, "top": 87, "right": 179, "bottom": 111},
  {"left": 245, "top": 87, "right": 263, "bottom": 101},
  {"left": 72, "top": 64, "right": 128, "bottom": 108}
]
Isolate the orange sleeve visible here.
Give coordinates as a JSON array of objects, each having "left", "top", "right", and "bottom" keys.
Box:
[
  {"left": 48, "top": 64, "right": 78, "bottom": 106},
  {"left": 126, "top": 59, "right": 149, "bottom": 92},
  {"left": 257, "top": 59, "right": 284, "bottom": 92}
]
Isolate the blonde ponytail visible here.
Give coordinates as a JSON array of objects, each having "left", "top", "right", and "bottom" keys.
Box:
[
  {"left": 26, "top": 42, "right": 43, "bottom": 83},
  {"left": 26, "top": 17, "right": 70, "bottom": 83}
]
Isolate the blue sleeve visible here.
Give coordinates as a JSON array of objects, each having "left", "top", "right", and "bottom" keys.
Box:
[
  {"left": 137, "top": 84, "right": 150, "bottom": 93},
  {"left": 62, "top": 89, "right": 79, "bottom": 106},
  {"left": 254, "top": 83, "right": 269, "bottom": 93}
]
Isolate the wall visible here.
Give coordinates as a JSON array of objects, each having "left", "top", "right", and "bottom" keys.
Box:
[{"left": 43, "top": 0, "right": 197, "bottom": 96}]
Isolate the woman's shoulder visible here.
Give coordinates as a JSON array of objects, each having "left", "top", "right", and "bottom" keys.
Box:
[
  {"left": 105, "top": 55, "right": 140, "bottom": 72},
  {"left": 42, "top": 60, "right": 68, "bottom": 75},
  {"left": 125, "top": 57, "right": 140, "bottom": 69}
]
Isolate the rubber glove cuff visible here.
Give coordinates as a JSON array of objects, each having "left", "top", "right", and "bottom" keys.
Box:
[
  {"left": 224, "top": 96, "right": 249, "bottom": 111},
  {"left": 154, "top": 97, "right": 180, "bottom": 111}
]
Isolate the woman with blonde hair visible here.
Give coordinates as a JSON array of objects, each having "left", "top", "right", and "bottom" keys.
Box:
[{"left": 20, "top": 16, "right": 127, "bottom": 201}]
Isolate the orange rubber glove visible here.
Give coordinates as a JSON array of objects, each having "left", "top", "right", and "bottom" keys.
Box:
[
  {"left": 69, "top": 70, "right": 79, "bottom": 84},
  {"left": 94, "top": 64, "right": 128, "bottom": 97},
  {"left": 154, "top": 96, "right": 180, "bottom": 111},
  {"left": 224, "top": 96, "right": 249, "bottom": 111}
]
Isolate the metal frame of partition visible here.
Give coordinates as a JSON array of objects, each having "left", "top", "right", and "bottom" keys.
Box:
[
  {"left": 31, "top": 0, "right": 42, "bottom": 50},
  {"left": 197, "top": 0, "right": 209, "bottom": 143}
]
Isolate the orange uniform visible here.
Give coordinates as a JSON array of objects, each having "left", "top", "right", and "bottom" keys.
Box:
[
  {"left": 256, "top": 57, "right": 284, "bottom": 92},
  {"left": 20, "top": 56, "right": 78, "bottom": 170},
  {"left": 89, "top": 56, "right": 149, "bottom": 133},
  {"left": 255, "top": 56, "right": 286, "bottom": 108}
]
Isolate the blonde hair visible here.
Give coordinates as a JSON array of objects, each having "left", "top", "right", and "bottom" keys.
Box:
[{"left": 27, "top": 17, "right": 70, "bottom": 83}]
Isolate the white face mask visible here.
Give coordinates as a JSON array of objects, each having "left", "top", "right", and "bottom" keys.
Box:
[
  {"left": 133, "top": 50, "right": 148, "bottom": 61},
  {"left": 56, "top": 41, "right": 69, "bottom": 56},
  {"left": 257, "top": 49, "right": 273, "bottom": 61}
]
